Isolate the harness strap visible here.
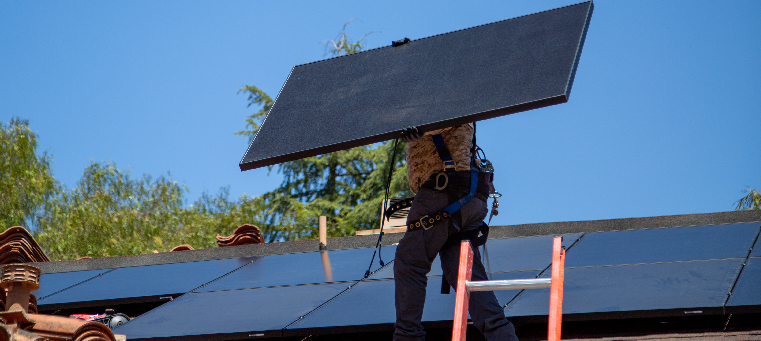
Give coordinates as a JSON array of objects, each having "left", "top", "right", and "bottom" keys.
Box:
[
  {"left": 383, "top": 197, "right": 414, "bottom": 221},
  {"left": 441, "top": 169, "right": 478, "bottom": 214},
  {"left": 430, "top": 134, "right": 456, "bottom": 170}
]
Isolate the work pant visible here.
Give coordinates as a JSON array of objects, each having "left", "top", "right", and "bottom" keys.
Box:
[{"left": 393, "top": 188, "right": 519, "bottom": 341}]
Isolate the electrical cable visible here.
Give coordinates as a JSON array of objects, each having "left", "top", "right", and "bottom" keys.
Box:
[{"left": 364, "top": 138, "right": 400, "bottom": 278}]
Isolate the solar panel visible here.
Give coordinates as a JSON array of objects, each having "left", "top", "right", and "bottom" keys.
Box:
[
  {"left": 751, "top": 239, "right": 761, "bottom": 258},
  {"left": 285, "top": 279, "right": 396, "bottom": 332},
  {"left": 368, "top": 234, "right": 581, "bottom": 280},
  {"left": 197, "top": 247, "right": 392, "bottom": 292},
  {"left": 33, "top": 269, "right": 113, "bottom": 300},
  {"left": 504, "top": 259, "right": 744, "bottom": 318},
  {"left": 38, "top": 257, "right": 256, "bottom": 309},
  {"left": 483, "top": 234, "right": 583, "bottom": 273},
  {"left": 564, "top": 223, "right": 760, "bottom": 268},
  {"left": 725, "top": 257, "right": 761, "bottom": 311},
  {"left": 367, "top": 251, "right": 440, "bottom": 280},
  {"left": 287, "top": 271, "right": 537, "bottom": 334},
  {"left": 115, "top": 283, "right": 351, "bottom": 340},
  {"left": 240, "top": 1, "right": 594, "bottom": 170}
]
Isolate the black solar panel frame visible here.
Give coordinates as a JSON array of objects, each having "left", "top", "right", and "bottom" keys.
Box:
[{"left": 240, "top": 1, "right": 594, "bottom": 170}]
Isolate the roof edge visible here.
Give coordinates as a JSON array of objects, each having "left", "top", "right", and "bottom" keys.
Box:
[{"left": 31, "top": 210, "right": 761, "bottom": 274}]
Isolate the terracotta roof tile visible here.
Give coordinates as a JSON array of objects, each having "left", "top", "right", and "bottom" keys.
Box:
[
  {"left": 0, "top": 310, "right": 116, "bottom": 341},
  {"left": 0, "top": 263, "right": 115, "bottom": 341},
  {"left": 0, "top": 227, "right": 49, "bottom": 264},
  {"left": 216, "top": 224, "right": 264, "bottom": 247},
  {"left": 169, "top": 244, "right": 194, "bottom": 252}
]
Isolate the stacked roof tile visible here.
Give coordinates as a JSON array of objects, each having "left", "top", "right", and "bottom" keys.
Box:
[
  {"left": 216, "top": 224, "right": 264, "bottom": 247},
  {"left": 0, "top": 263, "right": 115, "bottom": 341},
  {"left": 0, "top": 227, "right": 50, "bottom": 264},
  {"left": 0, "top": 307, "right": 116, "bottom": 341},
  {"left": 170, "top": 244, "right": 194, "bottom": 252}
]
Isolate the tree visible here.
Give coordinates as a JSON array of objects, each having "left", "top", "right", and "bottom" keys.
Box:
[
  {"left": 238, "top": 21, "right": 410, "bottom": 240},
  {"left": 33, "top": 161, "right": 295, "bottom": 260},
  {"left": 35, "top": 162, "right": 190, "bottom": 259},
  {"left": 735, "top": 188, "right": 761, "bottom": 210},
  {"left": 0, "top": 117, "right": 58, "bottom": 230}
]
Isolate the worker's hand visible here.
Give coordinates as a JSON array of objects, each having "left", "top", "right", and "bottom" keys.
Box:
[{"left": 401, "top": 126, "right": 423, "bottom": 143}]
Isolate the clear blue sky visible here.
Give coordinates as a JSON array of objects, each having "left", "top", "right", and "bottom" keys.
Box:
[{"left": 1, "top": 0, "right": 759, "bottom": 227}]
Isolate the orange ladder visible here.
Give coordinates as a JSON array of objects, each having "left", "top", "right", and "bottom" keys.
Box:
[{"left": 452, "top": 236, "right": 566, "bottom": 341}]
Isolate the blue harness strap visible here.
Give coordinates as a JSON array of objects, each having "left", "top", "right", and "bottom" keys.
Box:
[
  {"left": 431, "top": 134, "right": 456, "bottom": 170},
  {"left": 431, "top": 133, "right": 477, "bottom": 214},
  {"left": 442, "top": 169, "right": 478, "bottom": 214}
]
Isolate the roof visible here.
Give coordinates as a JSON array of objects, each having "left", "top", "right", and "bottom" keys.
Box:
[
  {"left": 22, "top": 210, "right": 761, "bottom": 340},
  {"left": 30, "top": 210, "right": 761, "bottom": 274}
]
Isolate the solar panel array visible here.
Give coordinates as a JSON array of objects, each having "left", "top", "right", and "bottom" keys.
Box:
[{"left": 32, "top": 222, "right": 760, "bottom": 340}]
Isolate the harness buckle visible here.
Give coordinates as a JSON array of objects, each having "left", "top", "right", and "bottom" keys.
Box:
[
  {"left": 419, "top": 215, "right": 434, "bottom": 230},
  {"left": 443, "top": 160, "right": 456, "bottom": 170},
  {"left": 434, "top": 172, "right": 448, "bottom": 190}
]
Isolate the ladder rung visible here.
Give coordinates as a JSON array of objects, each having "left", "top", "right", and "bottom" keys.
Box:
[{"left": 466, "top": 278, "right": 551, "bottom": 292}]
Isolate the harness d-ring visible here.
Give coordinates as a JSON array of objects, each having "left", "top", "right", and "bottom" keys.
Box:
[{"left": 434, "top": 172, "right": 448, "bottom": 190}]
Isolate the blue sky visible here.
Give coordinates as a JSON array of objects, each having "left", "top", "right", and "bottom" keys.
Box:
[{"left": 1, "top": 0, "right": 759, "bottom": 227}]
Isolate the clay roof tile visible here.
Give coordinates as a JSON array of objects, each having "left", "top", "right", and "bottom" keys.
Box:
[{"left": 216, "top": 224, "right": 264, "bottom": 247}]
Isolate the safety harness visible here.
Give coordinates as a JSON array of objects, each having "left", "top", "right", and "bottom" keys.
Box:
[{"left": 383, "top": 123, "right": 498, "bottom": 294}]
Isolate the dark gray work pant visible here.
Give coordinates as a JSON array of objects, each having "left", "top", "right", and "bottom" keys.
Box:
[{"left": 393, "top": 188, "right": 518, "bottom": 341}]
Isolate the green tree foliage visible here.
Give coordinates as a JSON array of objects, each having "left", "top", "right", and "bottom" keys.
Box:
[
  {"left": 735, "top": 188, "right": 761, "bottom": 210},
  {"left": 238, "top": 21, "right": 410, "bottom": 239},
  {"left": 36, "top": 162, "right": 189, "bottom": 259},
  {"left": 0, "top": 118, "right": 58, "bottom": 229},
  {"left": 33, "top": 161, "right": 294, "bottom": 260}
]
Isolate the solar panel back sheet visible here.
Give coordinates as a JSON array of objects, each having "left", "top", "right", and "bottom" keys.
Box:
[{"left": 240, "top": 1, "right": 594, "bottom": 170}]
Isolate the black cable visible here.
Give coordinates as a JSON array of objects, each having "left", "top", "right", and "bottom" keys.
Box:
[{"left": 365, "top": 138, "right": 400, "bottom": 278}]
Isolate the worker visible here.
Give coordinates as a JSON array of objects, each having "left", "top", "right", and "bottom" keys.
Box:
[{"left": 393, "top": 124, "right": 519, "bottom": 341}]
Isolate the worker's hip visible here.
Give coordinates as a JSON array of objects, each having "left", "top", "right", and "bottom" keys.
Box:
[{"left": 418, "top": 170, "right": 492, "bottom": 202}]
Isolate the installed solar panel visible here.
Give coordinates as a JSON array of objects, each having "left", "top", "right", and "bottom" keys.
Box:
[
  {"left": 368, "top": 251, "right": 440, "bottom": 280},
  {"left": 240, "top": 1, "right": 593, "bottom": 170},
  {"left": 33, "top": 269, "right": 113, "bottom": 300},
  {"left": 725, "top": 257, "right": 761, "bottom": 311},
  {"left": 368, "top": 235, "right": 581, "bottom": 280},
  {"left": 504, "top": 259, "right": 743, "bottom": 318},
  {"left": 39, "top": 257, "right": 256, "bottom": 309},
  {"left": 287, "top": 271, "right": 537, "bottom": 334},
  {"left": 198, "top": 247, "right": 392, "bottom": 292},
  {"left": 285, "top": 279, "right": 396, "bottom": 332},
  {"left": 483, "top": 234, "right": 583, "bottom": 273},
  {"left": 564, "top": 223, "right": 760, "bottom": 268},
  {"left": 751, "top": 239, "right": 761, "bottom": 258},
  {"left": 115, "top": 283, "right": 351, "bottom": 340}
]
